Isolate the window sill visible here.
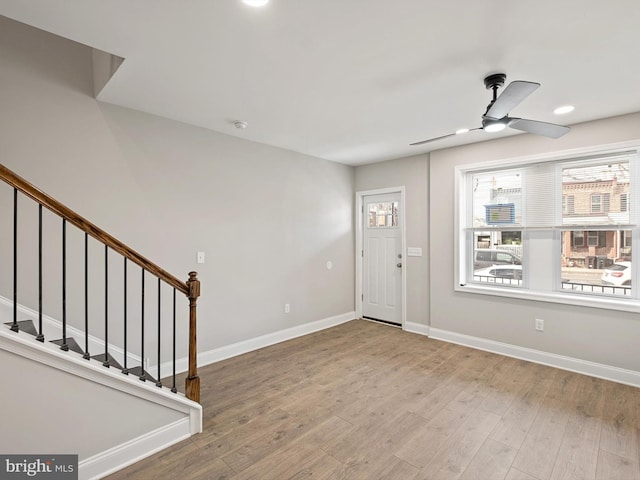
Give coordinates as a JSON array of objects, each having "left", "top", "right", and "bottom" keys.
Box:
[{"left": 455, "top": 283, "right": 640, "bottom": 314}]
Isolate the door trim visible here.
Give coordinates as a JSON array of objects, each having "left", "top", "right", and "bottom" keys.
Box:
[{"left": 356, "top": 187, "right": 407, "bottom": 329}]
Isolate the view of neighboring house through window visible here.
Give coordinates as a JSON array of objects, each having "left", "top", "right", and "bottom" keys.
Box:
[
  {"left": 561, "top": 160, "right": 631, "bottom": 294},
  {"left": 459, "top": 148, "right": 638, "bottom": 306}
]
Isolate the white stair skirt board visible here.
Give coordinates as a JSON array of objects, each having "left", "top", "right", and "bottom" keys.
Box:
[
  {"left": 80, "top": 418, "right": 192, "bottom": 480},
  {"left": 0, "top": 296, "right": 141, "bottom": 368},
  {"left": 404, "top": 321, "right": 640, "bottom": 388},
  {"left": 1, "top": 327, "right": 202, "bottom": 475},
  {"left": 153, "top": 311, "right": 357, "bottom": 378}
]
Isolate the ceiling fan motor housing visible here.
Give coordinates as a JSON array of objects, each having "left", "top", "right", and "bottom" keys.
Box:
[{"left": 484, "top": 73, "right": 506, "bottom": 91}]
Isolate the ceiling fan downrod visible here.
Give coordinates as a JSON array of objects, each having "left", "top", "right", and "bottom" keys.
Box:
[{"left": 483, "top": 73, "right": 506, "bottom": 111}]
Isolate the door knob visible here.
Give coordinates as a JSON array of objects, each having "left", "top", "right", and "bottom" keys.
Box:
[{"left": 397, "top": 262, "right": 402, "bottom": 268}]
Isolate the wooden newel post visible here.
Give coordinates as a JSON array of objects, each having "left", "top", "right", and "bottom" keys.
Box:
[{"left": 185, "top": 271, "right": 201, "bottom": 402}]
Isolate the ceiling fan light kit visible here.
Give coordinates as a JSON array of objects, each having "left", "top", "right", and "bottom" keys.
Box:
[
  {"left": 482, "top": 118, "right": 507, "bottom": 133},
  {"left": 242, "top": 0, "right": 269, "bottom": 7},
  {"left": 410, "top": 73, "right": 570, "bottom": 146}
]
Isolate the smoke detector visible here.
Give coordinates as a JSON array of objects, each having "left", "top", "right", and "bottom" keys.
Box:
[{"left": 233, "top": 121, "right": 248, "bottom": 129}]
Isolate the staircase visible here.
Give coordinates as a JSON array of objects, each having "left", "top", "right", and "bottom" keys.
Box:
[
  {"left": 0, "top": 163, "right": 203, "bottom": 479},
  {"left": 3, "top": 319, "right": 156, "bottom": 378}
]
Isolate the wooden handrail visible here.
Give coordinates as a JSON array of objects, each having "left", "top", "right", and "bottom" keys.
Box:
[
  {"left": 0, "top": 163, "right": 188, "bottom": 295},
  {"left": 1, "top": 162, "right": 200, "bottom": 402}
]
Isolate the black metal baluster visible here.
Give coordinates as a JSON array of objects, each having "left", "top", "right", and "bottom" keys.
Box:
[
  {"left": 60, "top": 219, "right": 69, "bottom": 351},
  {"left": 10, "top": 189, "right": 18, "bottom": 332},
  {"left": 156, "top": 278, "right": 162, "bottom": 387},
  {"left": 140, "top": 268, "right": 146, "bottom": 381},
  {"left": 122, "top": 258, "right": 129, "bottom": 374},
  {"left": 103, "top": 245, "right": 110, "bottom": 367},
  {"left": 35, "top": 204, "right": 44, "bottom": 342},
  {"left": 171, "top": 288, "right": 177, "bottom": 393},
  {"left": 83, "top": 233, "right": 90, "bottom": 359}
]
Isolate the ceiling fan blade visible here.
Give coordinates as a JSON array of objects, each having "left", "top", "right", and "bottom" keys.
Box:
[
  {"left": 509, "top": 118, "right": 570, "bottom": 138},
  {"left": 485, "top": 81, "right": 540, "bottom": 120},
  {"left": 410, "top": 127, "right": 481, "bottom": 146}
]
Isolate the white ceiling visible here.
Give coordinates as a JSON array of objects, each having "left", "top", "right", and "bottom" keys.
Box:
[{"left": 1, "top": 1, "right": 639, "bottom": 166}]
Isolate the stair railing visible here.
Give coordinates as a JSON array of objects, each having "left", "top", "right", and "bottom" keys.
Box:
[{"left": 0, "top": 163, "right": 201, "bottom": 403}]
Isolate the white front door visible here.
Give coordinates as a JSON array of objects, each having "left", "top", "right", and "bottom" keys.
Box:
[{"left": 363, "top": 193, "right": 402, "bottom": 325}]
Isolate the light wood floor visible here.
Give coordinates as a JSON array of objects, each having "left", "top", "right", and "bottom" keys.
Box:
[{"left": 106, "top": 320, "right": 640, "bottom": 480}]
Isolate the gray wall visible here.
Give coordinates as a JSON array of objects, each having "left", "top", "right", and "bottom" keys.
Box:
[
  {"left": 430, "top": 112, "right": 640, "bottom": 371},
  {"left": 0, "top": 16, "right": 355, "bottom": 360},
  {"left": 354, "top": 155, "right": 430, "bottom": 326}
]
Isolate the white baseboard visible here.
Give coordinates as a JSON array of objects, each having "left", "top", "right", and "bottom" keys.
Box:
[
  {"left": 404, "top": 321, "right": 431, "bottom": 336},
  {"left": 425, "top": 327, "right": 640, "bottom": 388},
  {"left": 156, "top": 311, "right": 356, "bottom": 377},
  {"left": 80, "top": 418, "right": 191, "bottom": 480}
]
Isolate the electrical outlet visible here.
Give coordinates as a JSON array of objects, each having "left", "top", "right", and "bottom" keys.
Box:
[
  {"left": 284, "top": 304, "right": 290, "bottom": 314},
  {"left": 535, "top": 318, "right": 544, "bottom": 332},
  {"left": 197, "top": 251, "right": 205, "bottom": 264}
]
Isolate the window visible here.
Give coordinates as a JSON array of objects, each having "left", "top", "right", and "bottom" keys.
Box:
[
  {"left": 368, "top": 201, "right": 398, "bottom": 228},
  {"left": 621, "top": 193, "right": 629, "bottom": 212},
  {"left": 572, "top": 231, "right": 585, "bottom": 247},
  {"left": 458, "top": 148, "right": 638, "bottom": 309},
  {"left": 563, "top": 195, "right": 575, "bottom": 215},
  {"left": 468, "top": 169, "right": 523, "bottom": 288},
  {"left": 586, "top": 231, "right": 606, "bottom": 247}
]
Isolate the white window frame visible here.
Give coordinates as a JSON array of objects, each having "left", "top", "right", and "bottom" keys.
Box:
[{"left": 455, "top": 142, "right": 640, "bottom": 313}]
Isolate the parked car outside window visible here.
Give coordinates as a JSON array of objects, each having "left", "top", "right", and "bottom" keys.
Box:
[
  {"left": 474, "top": 248, "right": 522, "bottom": 269},
  {"left": 601, "top": 261, "right": 631, "bottom": 286}
]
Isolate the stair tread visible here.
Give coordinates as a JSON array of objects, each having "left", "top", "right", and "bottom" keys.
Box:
[
  {"left": 127, "top": 366, "right": 158, "bottom": 383},
  {"left": 50, "top": 337, "right": 84, "bottom": 355},
  {"left": 91, "top": 352, "right": 123, "bottom": 370},
  {"left": 4, "top": 319, "right": 39, "bottom": 337}
]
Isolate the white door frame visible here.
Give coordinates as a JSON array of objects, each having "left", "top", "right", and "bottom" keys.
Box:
[{"left": 356, "top": 186, "right": 407, "bottom": 329}]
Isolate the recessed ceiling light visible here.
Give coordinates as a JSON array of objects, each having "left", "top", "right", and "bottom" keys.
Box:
[
  {"left": 455, "top": 128, "right": 470, "bottom": 135},
  {"left": 553, "top": 105, "right": 575, "bottom": 115},
  {"left": 242, "top": 0, "right": 269, "bottom": 6}
]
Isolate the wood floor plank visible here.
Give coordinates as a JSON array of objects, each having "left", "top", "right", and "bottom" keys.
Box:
[
  {"left": 489, "top": 372, "right": 555, "bottom": 449},
  {"left": 220, "top": 410, "right": 322, "bottom": 473},
  {"left": 510, "top": 370, "right": 582, "bottom": 479},
  {"left": 325, "top": 410, "right": 427, "bottom": 464},
  {"left": 227, "top": 441, "right": 325, "bottom": 480},
  {"left": 104, "top": 320, "right": 640, "bottom": 480},
  {"left": 395, "top": 387, "right": 484, "bottom": 468},
  {"left": 459, "top": 438, "right": 517, "bottom": 480},
  {"left": 416, "top": 409, "right": 501, "bottom": 480},
  {"left": 595, "top": 450, "right": 640, "bottom": 480},
  {"left": 505, "top": 468, "right": 541, "bottom": 480},
  {"left": 549, "top": 375, "right": 605, "bottom": 480},
  {"left": 376, "top": 456, "right": 420, "bottom": 480},
  {"left": 600, "top": 381, "right": 640, "bottom": 462},
  {"left": 286, "top": 451, "right": 346, "bottom": 480}
]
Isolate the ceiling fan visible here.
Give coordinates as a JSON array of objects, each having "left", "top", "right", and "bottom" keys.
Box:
[{"left": 410, "top": 73, "right": 570, "bottom": 146}]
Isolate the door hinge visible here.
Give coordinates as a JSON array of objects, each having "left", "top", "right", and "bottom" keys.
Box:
[
  {"left": 361, "top": 293, "right": 364, "bottom": 301},
  {"left": 361, "top": 250, "right": 364, "bottom": 257}
]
